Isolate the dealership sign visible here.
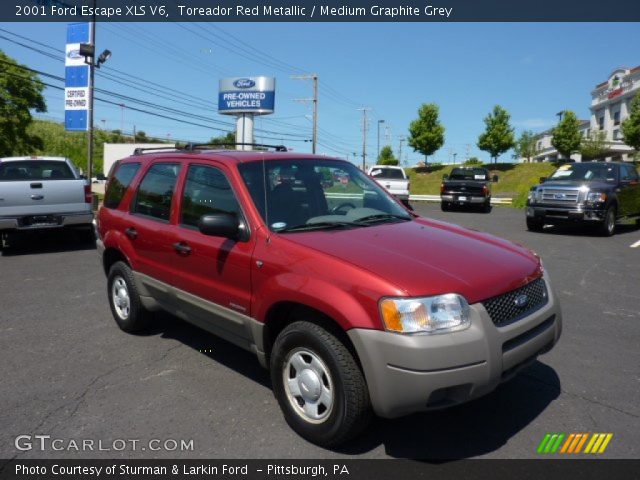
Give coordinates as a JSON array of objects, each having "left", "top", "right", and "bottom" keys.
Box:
[
  {"left": 64, "top": 22, "right": 91, "bottom": 131},
  {"left": 218, "top": 77, "right": 275, "bottom": 115}
]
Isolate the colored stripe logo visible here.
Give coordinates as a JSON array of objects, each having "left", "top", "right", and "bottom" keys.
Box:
[{"left": 537, "top": 433, "right": 613, "bottom": 454}]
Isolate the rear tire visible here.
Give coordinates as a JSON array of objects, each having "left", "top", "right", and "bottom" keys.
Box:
[
  {"left": 526, "top": 217, "right": 544, "bottom": 232},
  {"left": 107, "top": 261, "right": 151, "bottom": 333},
  {"left": 270, "top": 321, "right": 371, "bottom": 447},
  {"left": 482, "top": 201, "right": 492, "bottom": 213},
  {"left": 598, "top": 206, "right": 616, "bottom": 237},
  {"left": 441, "top": 202, "right": 450, "bottom": 212}
]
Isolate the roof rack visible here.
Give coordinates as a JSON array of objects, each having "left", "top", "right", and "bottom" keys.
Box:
[
  {"left": 183, "top": 143, "right": 288, "bottom": 152},
  {"left": 132, "top": 146, "right": 184, "bottom": 155}
]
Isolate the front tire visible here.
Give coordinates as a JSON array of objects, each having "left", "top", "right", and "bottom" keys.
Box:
[
  {"left": 107, "top": 261, "right": 151, "bottom": 333},
  {"left": 270, "top": 321, "right": 371, "bottom": 447},
  {"left": 598, "top": 206, "right": 616, "bottom": 237},
  {"left": 526, "top": 217, "right": 544, "bottom": 232}
]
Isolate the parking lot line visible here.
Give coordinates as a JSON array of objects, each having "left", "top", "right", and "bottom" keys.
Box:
[{"left": 631, "top": 240, "right": 640, "bottom": 248}]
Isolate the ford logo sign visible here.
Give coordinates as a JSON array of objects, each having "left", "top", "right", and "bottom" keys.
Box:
[
  {"left": 514, "top": 294, "right": 529, "bottom": 308},
  {"left": 554, "top": 193, "right": 566, "bottom": 199},
  {"left": 67, "top": 49, "right": 82, "bottom": 59},
  {"left": 233, "top": 78, "right": 255, "bottom": 89}
]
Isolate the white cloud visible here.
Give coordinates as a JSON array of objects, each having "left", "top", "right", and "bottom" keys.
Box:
[{"left": 514, "top": 118, "right": 556, "bottom": 129}]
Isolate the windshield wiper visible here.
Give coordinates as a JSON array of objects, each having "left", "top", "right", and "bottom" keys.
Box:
[
  {"left": 276, "top": 221, "right": 360, "bottom": 233},
  {"left": 352, "top": 213, "right": 411, "bottom": 225}
]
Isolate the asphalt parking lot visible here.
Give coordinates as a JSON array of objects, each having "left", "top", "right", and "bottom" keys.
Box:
[{"left": 0, "top": 204, "right": 638, "bottom": 460}]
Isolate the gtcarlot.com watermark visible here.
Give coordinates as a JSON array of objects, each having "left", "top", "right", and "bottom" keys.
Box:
[{"left": 15, "top": 435, "right": 194, "bottom": 452}]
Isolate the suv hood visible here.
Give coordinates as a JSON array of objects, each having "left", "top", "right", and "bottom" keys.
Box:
[{"left": 285, "top": 218, "right": 541, "bottom": 304}]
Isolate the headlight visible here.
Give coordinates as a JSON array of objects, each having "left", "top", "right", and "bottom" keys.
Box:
[
  {"left": 586, "top": 191, "right": 607, "bottom": 203},
  {"left": 380, "top": 294, "right": 471, "bottom": 334},
  {"left": 528, "top": 188, "right": 540, "bottom": 203}
]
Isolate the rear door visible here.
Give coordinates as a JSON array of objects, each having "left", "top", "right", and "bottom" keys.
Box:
[
  {"left": 168, "top": 162, "right": 254, "bottom": 340},
  {"left": 127, "top": 161, "right": 183, "bottom": 291},
  {"left": 0, "top": 160, "right": 87, "bottom": 216},
  {"left": 618, "top": 164, "right": 640, "bottom": 216}
]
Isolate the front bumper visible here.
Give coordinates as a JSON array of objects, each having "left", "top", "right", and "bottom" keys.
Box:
[
  {"left": 348, "top": 275, "right": 562, "bottom": 419},
  {"left": 0, "top": 212, "right": 93, "bottom": 232},
  {"left": 526, "top": 204, "right": 606, "bottom": 223},
  {"left": 441, "top": 194, "right": 488, "bottom": 205}
]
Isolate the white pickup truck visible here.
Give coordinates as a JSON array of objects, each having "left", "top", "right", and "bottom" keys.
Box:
[
  {"left": 367, "top": 165, "right": 411, "bottom": 207},
  {"left": 0, "top": 156, "right": 94, "bottom": 248}
]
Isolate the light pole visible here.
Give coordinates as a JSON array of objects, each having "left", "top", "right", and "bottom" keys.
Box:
[
  {"left": 377, "top": 119, "right": 385, "bottom": 161},
  {"left": 79, "top": 14, "right": 111, "bottom": 181},
  {"left": 453, "top": 152, "right": 457, "bottom": 164}
]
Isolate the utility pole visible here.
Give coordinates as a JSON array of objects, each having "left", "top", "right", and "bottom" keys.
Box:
[
  {"left": 87, "top": 1, "right": 96, "bottom": 182},
  {"left": 398, "top": 136, "right": 406, "bottom": 164},
  {"left": 377, "top": 119, "right": 385, "bottom": 161},
  {"left": 292, "top": 73, "right": 318, "bottom": 154},
  {"left": 357, "top": 107, "right": 371, "bottom": 170}
]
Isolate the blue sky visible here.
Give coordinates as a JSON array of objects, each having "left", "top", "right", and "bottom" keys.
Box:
[{"left": 2, "top": 22, "right": 639, "bottom": 165}]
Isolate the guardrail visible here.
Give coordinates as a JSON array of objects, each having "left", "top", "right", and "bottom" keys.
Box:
[
  {"left": 410, "top": 194, "right": 513, "bottom": 205},
  {"left": 326, "top": 192, "right": 512, "bottom": 205}
]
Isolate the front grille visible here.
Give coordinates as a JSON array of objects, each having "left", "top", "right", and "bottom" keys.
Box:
[
  {"left": 539, "top": 188, "right": 580, "bottom": 204},
  {"left": 482, "top": 278, "right": 548, "bottom": 327}
]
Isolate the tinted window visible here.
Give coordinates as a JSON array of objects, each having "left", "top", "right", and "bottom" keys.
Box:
[
  {"left": 369, "top": 167, "right": 404, "bottom": 179},
  {"left": 449, "top": 168, "right": 488, "bottom": 180},
  {"left": 104, "top": 162, "right": 140, "bottom": 209},
  {"left": 132, "top": 163, "right": 180, "bottom": 221},
  {"left": 0, "top": 160, "right": 75, "bottom": 181},
  {"left": 550, "top": 163, "right": 617, "bottom": 182},
  {"left": 181, "top": 165, "right": 240, "bottom": 228},
  {"left": 622, "top": 165, "right": 639, "bottom": 181}
]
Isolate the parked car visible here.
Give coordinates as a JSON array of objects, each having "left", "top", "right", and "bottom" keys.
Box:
[
  {"left": 367, "top": 165, "right": 411, "bottom": 207},
  {"left": 440, "top": 167, "right": 496, "bottom": 212},
  {"left": 526, "top": 162, "right": 640, "bottom": 236},
  {"left": 0, "top": 156, "right": 94, "bottom": 249},
  {"left": 97, "top": 146, "right": 562, "bottom": 446}
]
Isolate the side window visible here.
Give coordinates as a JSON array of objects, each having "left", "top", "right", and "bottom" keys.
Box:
[
  {"left": 623, "top": 165, "right": 639, "bottom": 181},
  {"left": 181, "top": 165, "right": 240, "bottom": 228},
  {"left": 104, "top": 163, "right": 140, "bottom": 209},
  {"left": 620, "top": 165, "right": 632, "bottom": 181},
  {"left": 132, "top": 163, "right": 181, "bottom": 221}
]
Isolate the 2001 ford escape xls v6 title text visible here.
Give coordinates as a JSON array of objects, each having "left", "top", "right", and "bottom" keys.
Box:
[{"left": 96, "top": 145, "right": 562, "bottom": 446}]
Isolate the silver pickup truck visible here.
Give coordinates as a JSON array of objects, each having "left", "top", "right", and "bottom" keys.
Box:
[{"left": 0, "top": 156, "right": 94, "bottom": 248}]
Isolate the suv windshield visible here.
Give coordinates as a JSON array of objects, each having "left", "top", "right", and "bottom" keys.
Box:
[
  {"left": 449, "top": 168, "right": 488, "bottom": 181},
  {"left": 550, "top": 163, "right": 617, "bottom": 182},
  {"left": 0, "top": 160, "right": 75, "bottom": 181},
  {"left": 238, "top": 159, "right": 411, "bottom": 232},
  {"left": 369, "top": 167, "right": 404, "bottom": 179}
]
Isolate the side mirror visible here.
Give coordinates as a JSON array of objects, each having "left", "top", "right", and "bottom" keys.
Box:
[
  {"left": 442, "top": 174, "right": 448, "bottom": 180},
  {"left": 198, "top": 213, "right": 239, "bottom": 239},
  {"left": 539, "top": 176, "right": 547, "bottom": 183},
  {"left": 492, "top": 175, "right": 499, "bottom": 183}
]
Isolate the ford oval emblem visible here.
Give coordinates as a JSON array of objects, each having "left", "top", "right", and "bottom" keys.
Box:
[
  {"left": 67, "top": 49, "right": 82, "bottom": 59},
  {"left": 514, "top": 294, "right": 529, "bottom": 308},
  {"left": 233, "top": 78, "right": 255, "bottom": 89}
]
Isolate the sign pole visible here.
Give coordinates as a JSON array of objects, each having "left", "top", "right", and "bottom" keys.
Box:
[{"left": 86, "top": 2, "right": 97, "bottom": 181}]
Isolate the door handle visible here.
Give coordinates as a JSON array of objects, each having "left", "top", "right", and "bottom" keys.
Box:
[
  {"left": 173, "top": 242, "right": 192, "bottom": 256},
  {"left": 124, "top": 227, "right": 138, "bottom": 239},
  {"left": 30, "top": 194, "right": 44, "bottom": 200}
]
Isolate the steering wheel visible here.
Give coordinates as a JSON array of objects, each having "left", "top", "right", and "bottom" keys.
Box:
[{"left": 331, "top": 202, "right": 357, "bottom": 215}]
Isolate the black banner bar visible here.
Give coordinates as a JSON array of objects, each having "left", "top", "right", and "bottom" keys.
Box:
[
  {"left": 1, "top": 460, "right": 639, "bottom": 480},
  {"left": 3, "top": 0, "right": 640, "bottom": 22}
]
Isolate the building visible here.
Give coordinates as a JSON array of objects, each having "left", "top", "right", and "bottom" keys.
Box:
[{"left": 523, "top": 65, "right": 640, "bottom": 163}]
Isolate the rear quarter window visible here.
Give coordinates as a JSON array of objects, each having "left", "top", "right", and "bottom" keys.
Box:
[{"left": 104, "top": 162, "right": 141, "bottom": 209}]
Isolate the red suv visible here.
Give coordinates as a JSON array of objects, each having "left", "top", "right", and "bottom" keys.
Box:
[{"left": 97, "top": 146, "right": 562, "bottom": 446}]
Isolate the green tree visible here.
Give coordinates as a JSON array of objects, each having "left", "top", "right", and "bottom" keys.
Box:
[
  {"left": 463, "top": 157, "right": 483, "bottom": 166},
  {"left": 407, "top": 103, "right": 445, "bottom": 163},
  {"left": 134, "top": 130, "right": 149, "bottom": 143},
  {"left": 377, "top": 145, "right": 398, "bottom": 165},
  {"left": 209, "top": 132, "right": 236, "bottom": 148},
  {"left": 551, "top": 110, "right": 582, "bottom": 159},
  {"left": 621, "top": 92, "right": 640, "bottom": 158},
  {"left": 477, "top": 105, "right": 515, "bottom": 163},
  {"left": 580, "top": 130, "right": 608, "bottom": 160},
  {"left": 0, "top": 50, "right": 47, "bottom": 156},
  {"left": 513, "top": 130, "right": 539, "bottom": 163}
]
